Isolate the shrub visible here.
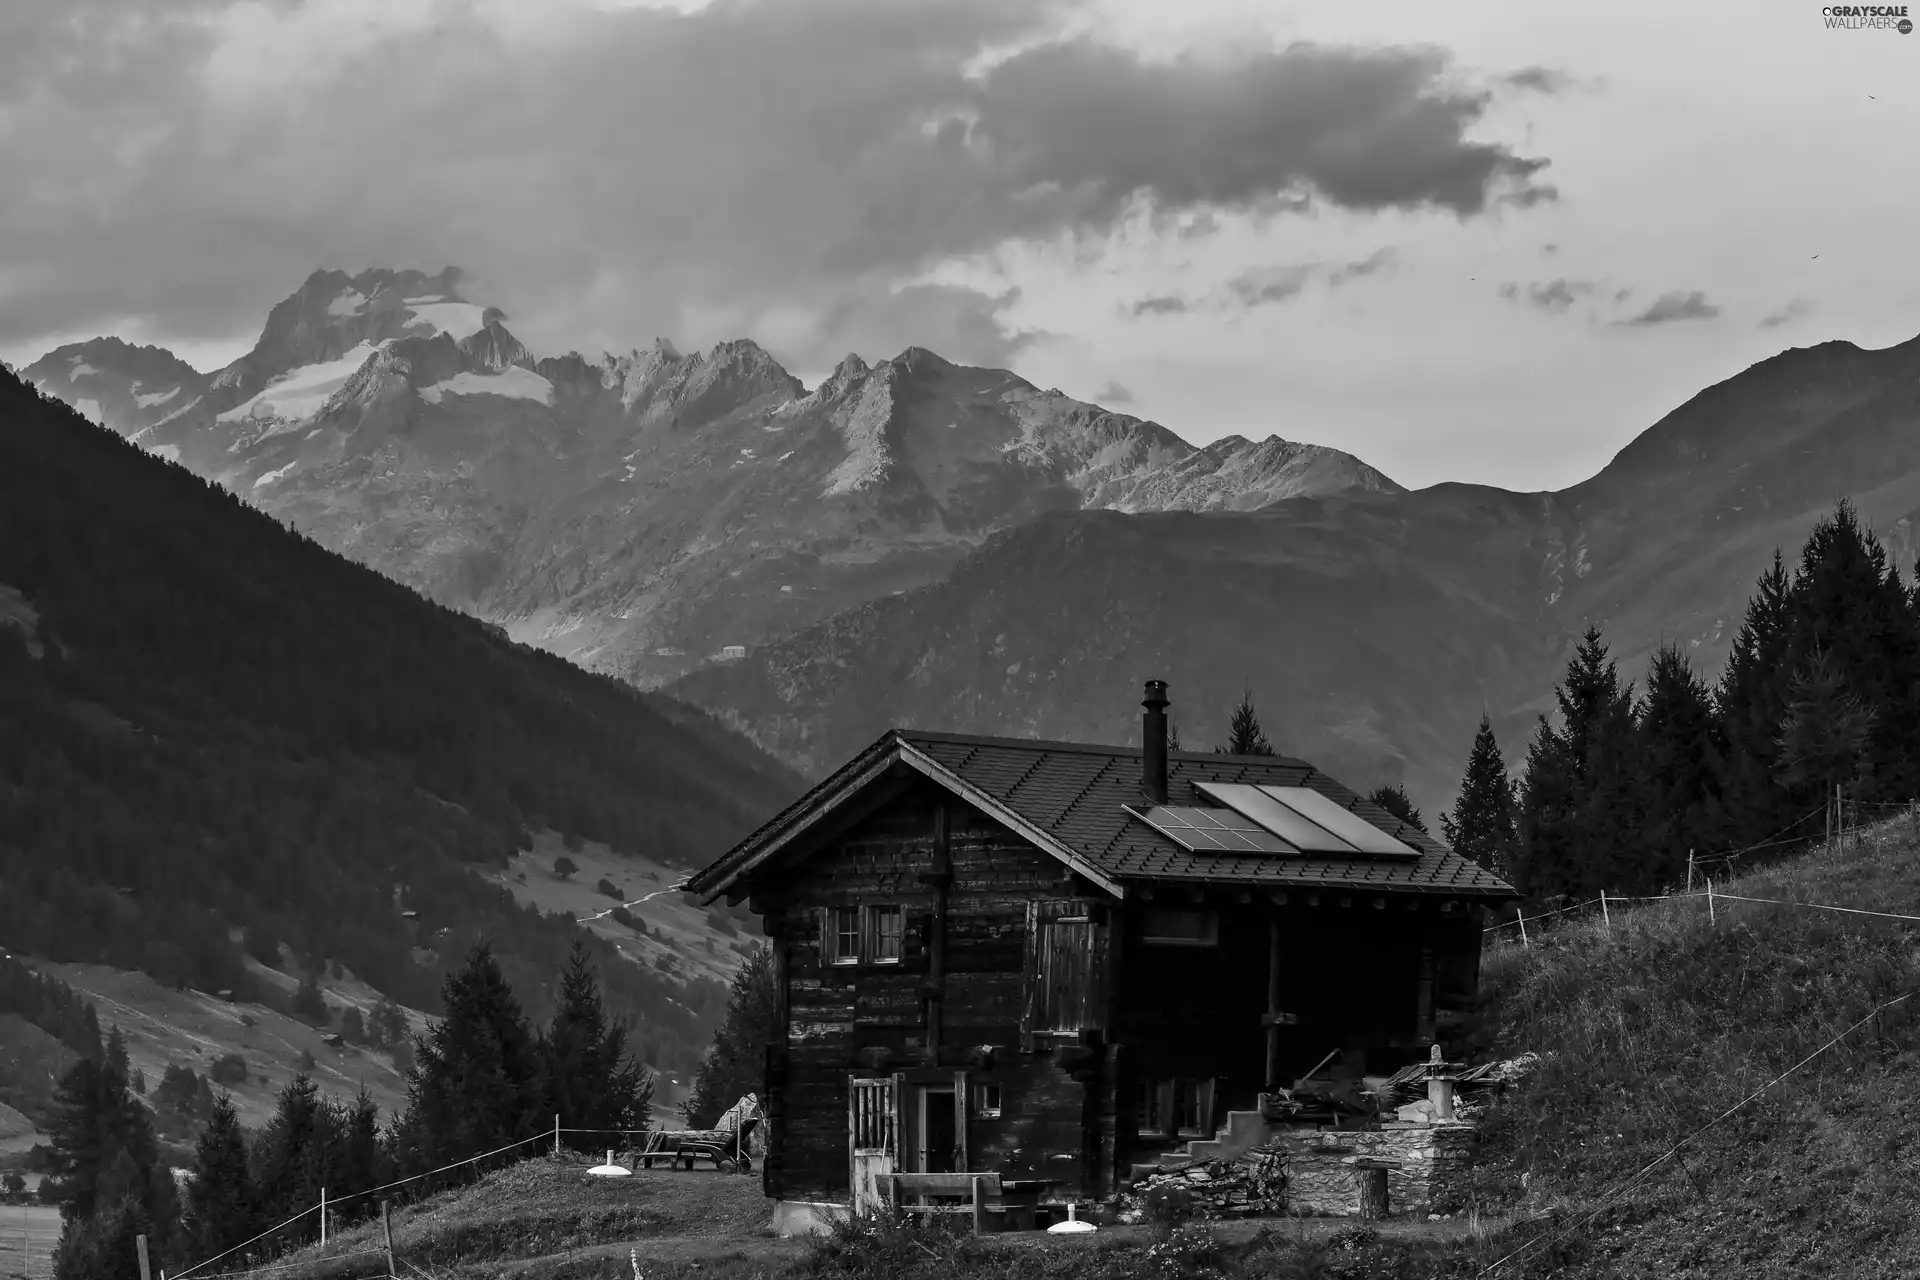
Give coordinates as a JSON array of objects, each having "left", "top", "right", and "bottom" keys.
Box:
[
  {"left": 209, "top": 1053, "right": 248, "bottom": 1086},
  {"left": 552, "top": 855, "right": 578, "bottom": 880},
  {"left": 596, "top": 878, "right": 624, "bottom": 900}
]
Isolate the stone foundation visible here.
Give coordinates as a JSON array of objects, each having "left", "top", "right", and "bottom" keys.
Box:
[{"left": 1269, "top": 1122, "right": 1475, "bottom": 1217}]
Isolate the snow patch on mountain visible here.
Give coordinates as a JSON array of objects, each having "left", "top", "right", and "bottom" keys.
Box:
[
  {"left": 327, "top": 290, "right": 369, "bottom": 317},
  {"left": 149, "top": 395, "right": 204, "bottom": 429},
  {"left": 403, "top": 302, "right": 489, "bottom": 342},
  {"left": 418, "top": 367, "right": 555, "bottom": 406},
  {"left": 69, "top": 363, "right": 98, "bottom": 382},
  {"left": 215, "top": 343, "right": 381, "bottom": 427},
  {"left": 135, "top": 386, "right": 181, "bottom": 409},
  {"left": 253, "top": 463, "right": 298, "bottom": 488},
  {"left": 149, "top": 443, "right": 181, "bottom": 463}
]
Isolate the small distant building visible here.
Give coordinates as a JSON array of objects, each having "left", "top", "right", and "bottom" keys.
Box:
[
  {"left": 719, "top": 645, "right": 747, "bottom": 660},
  {"left": 323, "top": 1033, "right": 345, "bottom": 1048}
]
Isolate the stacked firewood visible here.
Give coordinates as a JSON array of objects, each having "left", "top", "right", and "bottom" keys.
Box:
[{"left": 1113, "top": 1151, "right": 1288, "bottom": 1223}]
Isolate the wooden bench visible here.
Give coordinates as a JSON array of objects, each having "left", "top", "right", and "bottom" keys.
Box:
[
  {"left": 636, "top": 1118, "right": 758, "bottom": 1172},
  {"left": 884, "top": 1173, "right": 1017, "bottom": 1234}
]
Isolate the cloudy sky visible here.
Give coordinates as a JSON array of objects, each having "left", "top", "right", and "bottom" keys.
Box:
[{"left": 4, "top": 0, "right": 1917, "bottom": 490}]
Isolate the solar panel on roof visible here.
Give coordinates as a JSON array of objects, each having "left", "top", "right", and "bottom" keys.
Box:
[
  {"left": 1257, "top": 786, "right": 1419, "bottom": 858},
  {"left": 1193, "top": 782, "right": 1359, "bottom": 854},
  {"left": 1129, "top": 804, "right": 1299, "bottom": 856}
]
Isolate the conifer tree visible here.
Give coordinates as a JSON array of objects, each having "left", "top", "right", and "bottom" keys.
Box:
[
  {"left": 1215, "top": 685, "right": 1276, "bottom": 755},
  {"left": 1780, "top": 501, "right": 1920, "bottom": 800},
  {"left": 1717, "top": 549, "right": 1796, "bottom": 845},
  {"left": 393, "top": 942, "right": 543, "bottom": 1172},
  {"left": 1367, "top": 785, "right": 1426, "bottom": 833},
  {"left": 1773, "top": 648, "right": 1879, "bottom": 795},
  {"left": 542, "top": 943, "right": 654, "bottom": 1150},
  {"left": 252, "top": 1073, "right": 329, "bottom": 1227},
  {"left": 1636, "top": 643, "right": 1725, "bottom": 889},
  {"left": 1440, "top": 715, "right": 1517, "bottom": 874},
  {"left": 185, "top": 1094, "right": 255, "bottom": 1260},
  {"left": 683, "top": 944, "right": 777, "bottom": 1128},
  {"left": 1516, "top": 628, "right": 1645, "bottom": 896},
  {"left": 339, "top": 1085, "right": 385, "bottom": 1209}
]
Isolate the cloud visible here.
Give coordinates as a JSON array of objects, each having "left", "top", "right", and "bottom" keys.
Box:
[
  {"left": 1227, "top": 248, "right": 1398, "bottom": 307},
  {"left": 1502, "top": 66, "right": 1578, "bottom": 94},
  {"left": 1620, "top": 290, "right": 1721, "bottom": 327},
  {"left": 1129, "top": 294, "right": 1193, "bottom": 317},
  {"left": 1091, "top": 379, "right": 1135, "bottom": 405},
  {"left": 1759, "top": 298, "right": 1815, "bottom": 329},
  {"left": 1497, "top": 277, "right": 1597, "bottom": 313},
  {"left": 0, "top": 0, "right": 1556, "bottom": 370}
]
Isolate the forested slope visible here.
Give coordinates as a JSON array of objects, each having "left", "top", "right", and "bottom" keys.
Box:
[{"left": 0, "top": 370, "right": 803, "bottom": 1074}]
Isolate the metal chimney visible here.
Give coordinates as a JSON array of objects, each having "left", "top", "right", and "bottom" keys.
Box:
[{"left": 1141, "top": 679, "right": 1170, "bottom": 805}]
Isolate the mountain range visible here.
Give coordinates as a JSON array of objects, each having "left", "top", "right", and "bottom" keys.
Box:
[
  {"left": 26, "top": 268, "right": 1920, "bottom": 816},
  {"left": 24, "top": 267, "right": 1398, "bottom": 688}
]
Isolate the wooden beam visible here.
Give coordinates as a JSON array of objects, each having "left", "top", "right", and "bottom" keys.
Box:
[
  {"left": 926, "top": 801, "right": 951, "bottom": 1065},
  {"left": 1263, "top": 914, "right": 1283, "bottom": 1090}
]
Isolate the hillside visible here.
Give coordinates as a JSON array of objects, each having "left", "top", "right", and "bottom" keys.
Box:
[
  {"left": 1466, "top": 811, "right": 1920, "bottom": 1277},
  {"left": 24, "top": 268, "right": 1400, "bottom": 687},
  {"left": 673, "top": 331, "right": 1920, "bottom": 815},
  {"left": 0, "top": 367, "right": 803, "bottom": 1079}
]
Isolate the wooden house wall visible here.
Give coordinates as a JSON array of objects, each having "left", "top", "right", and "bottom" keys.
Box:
[{"left": 753, "top": 776, "right": 1105, "bottom": 1203}]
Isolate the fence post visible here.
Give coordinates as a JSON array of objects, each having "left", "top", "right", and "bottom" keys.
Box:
[
  {"left": 1517, "top": 911, "right": 1530, "bottom": 950},
  {"left": 554, "top": 1113, "right": 561, "bottom": 1158},
  {"left": 1685, "top": 849, "right": 1694, "bottom": 894},
  {"left": 320, "top": 1186, "right": 327, "bottom": 1246},
  {"left": 1707, "top": 879, "right": 1716, "bottom": 927},
  {"left": 136, "top": 1234, "right": 151, "bottom": 1280},
  {"left": 382, "top": 1200, "right": 395, "bottom": 1278},
  {"left": 1601, "top": 890, "right": 1612, "bottom": 933}
]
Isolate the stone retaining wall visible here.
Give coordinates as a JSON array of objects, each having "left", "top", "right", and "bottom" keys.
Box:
[{"left": 1269, "top": 1122, "right": 1475, "bottom": 1217}]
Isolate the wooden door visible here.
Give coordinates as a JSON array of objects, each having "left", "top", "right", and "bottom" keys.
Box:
[{"left": 848, "top": 1074, "right": 899, "bottom": 1215}]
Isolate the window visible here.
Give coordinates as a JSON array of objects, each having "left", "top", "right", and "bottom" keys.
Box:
[
  {"left": 973, "top": 1083, "right": 1002, "bottom": 1119},
  {"left": 1138, "top": 1077, "right": 1214, "bottom": 1137},
  {"left": 1141, "top": 908, "right": 1219, "bottom": 947},
  {"left": 866, "top": 905, "right": 904, "bottom": 964},
  {"left": 827, "top": 906, "right": 860, "bottom": 966},
  {"left": 1135, "top": 1080, "right": 1162, "bottom": 1135},
  {"left": 825, "top": 904, "right": 905, "bottom": 965}
]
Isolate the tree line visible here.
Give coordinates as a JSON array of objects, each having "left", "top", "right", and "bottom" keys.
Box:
[
  {"left": 41, "top": 941, "right": 652, "bottom": 1280},
  {"left": 1440, "top": 500, "right": 1918, "bottom": 902}
]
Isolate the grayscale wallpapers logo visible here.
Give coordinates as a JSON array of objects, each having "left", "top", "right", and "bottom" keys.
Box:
[{"left": 1822, "top": 4, "right": 1914, "bottom": 29}]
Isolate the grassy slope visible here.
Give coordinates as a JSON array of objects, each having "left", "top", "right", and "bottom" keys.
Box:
[
  {"left": 23, "top": 960, "right": 418, "bottom": 1133},
  {"left": 1468, "top": 812, "right": 1920, "bottom": 1278}
]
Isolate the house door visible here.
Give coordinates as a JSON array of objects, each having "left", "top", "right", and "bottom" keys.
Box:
[
  {"left": 848, "top": 1075, "right": 898, "bottom": 1216},
  {"left": 916, "top": 1085, "right": 958, "bottom": 1173}
]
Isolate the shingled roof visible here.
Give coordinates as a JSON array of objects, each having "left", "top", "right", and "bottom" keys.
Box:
[{"left": 689, "top": 727, "right": 1516, "bottom": 902}]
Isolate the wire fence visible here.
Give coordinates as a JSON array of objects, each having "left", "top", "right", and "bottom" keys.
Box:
[{"left": 152, "top": 1120, "right": 705, "bottom": 1280}]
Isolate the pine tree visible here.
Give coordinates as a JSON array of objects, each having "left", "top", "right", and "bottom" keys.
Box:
[
  {"left": 683, "top": 943, "right": 777, "bottom": 1128},
  {"left": 1366, "top": 785, "right": 1425, "bottom": 834},
  {"left": 339, "top": 1086, "right": 384, "bottom": 1210},
  {"left": 1637, "top": 643, "right": 1725, "bottom": 889},
  {"left": 1440, "top": 715, "right": 1517, "bottom": 874},
  {"left": 44, "top": 1058, "right": 108, "bottom": 1223},
  {"left": 1717, "top": 550, "right": 1797, "bottom": 846},
  {"left": 1215, "top": 685, "right": 1276, "bottom": 756},
  {"left": 1515, "top": 628, "right": 1646, "bottom": 897},
  {"left": 542, "top": 942, "right": 654, "bottom": 1150},
  {"left": 393, "top": 942, "right": 543, "bottom": 1172},
  {"left": 186, "top": 1094, "right": 255, "bottom": 1260},
  {"left": 1781, "top": 501, "right": 1920, "bottom": 801},
  {"left": 252, "top": 1073, "right": 330, "bottom": 1227},
  {"left": 1773, "top": 648, "right": 1879, "bottom": 795}
]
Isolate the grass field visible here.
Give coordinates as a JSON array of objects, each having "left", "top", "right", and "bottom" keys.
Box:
[
  {"left": 485, "top": 829, "right": 759, "bottom": 991},
  {"left": 0, "top": 1204, "right": 59, "bottom": 1280}
]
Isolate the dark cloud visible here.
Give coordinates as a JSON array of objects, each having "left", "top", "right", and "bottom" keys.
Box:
[
  {"left": 1759, "top": 298, "right": 1815, "bottom": 329},
  {"left": 1503, "top": 66, "right": 1577, "bottom": 94},
  {"left": 1620, "top": 290, "right": 1721, "bottom": 327},
  {"left": 1227, "top": 249, "right": 1396, "bottom": 307},
  {"left": 1129, "top": 295, "right": 1193, "bottom": 317},
  {"left": 1091, "top": 380, "right": 1135, "bottom": 405},
  {"left": 1496, "top": 277, "right": 1597, "bottom": 313},
  {"left": 0, "top": 0, "right": 1556, "bottom": 370}
]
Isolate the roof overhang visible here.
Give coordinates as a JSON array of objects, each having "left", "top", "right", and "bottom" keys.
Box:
[{"left": 687, "top": 731, "right": 1126, "bottom": 905}]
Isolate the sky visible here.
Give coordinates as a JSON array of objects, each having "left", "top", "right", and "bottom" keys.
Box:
[{"left": 3, "top": 0, "right": 1917, "bottom": 491}]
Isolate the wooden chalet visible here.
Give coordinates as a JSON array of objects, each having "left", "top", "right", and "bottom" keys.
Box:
[{"left": 687, "top": 681, "right": 1516, "bottom": 1220}]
